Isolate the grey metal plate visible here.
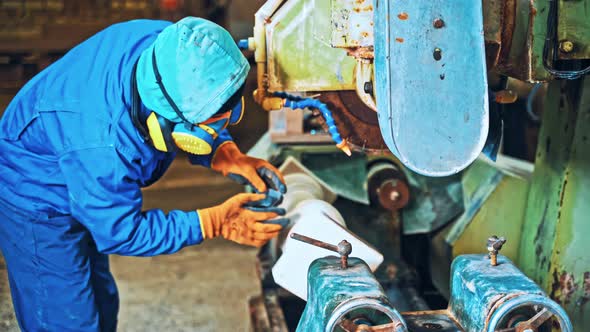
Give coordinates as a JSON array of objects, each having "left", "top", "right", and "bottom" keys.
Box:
[{"left": 374, "top": 0, "right": 489, "bottom": 176}]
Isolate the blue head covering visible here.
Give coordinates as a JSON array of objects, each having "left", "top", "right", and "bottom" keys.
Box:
[{"left": 136, "top": 17, "right": 250, "bottom": 124}]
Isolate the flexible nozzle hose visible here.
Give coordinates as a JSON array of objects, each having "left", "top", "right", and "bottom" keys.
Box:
[{"left": 275, "top": 92, "right": 351, "bottom": 156}]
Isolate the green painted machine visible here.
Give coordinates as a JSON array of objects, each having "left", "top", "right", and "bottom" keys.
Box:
[{"left": 244, "top": 0, "right": 590, "bottom": 331}]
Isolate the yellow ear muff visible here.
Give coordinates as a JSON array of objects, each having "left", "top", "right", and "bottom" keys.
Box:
[
  {"left": 146, "top": 112, "right": 169, "bottom": 152},
  {"left": 171, "top": 131, "right": 213, "bottom": 155}
]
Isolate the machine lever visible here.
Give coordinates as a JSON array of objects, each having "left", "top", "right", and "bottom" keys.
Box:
[{"left": 289, "top": 233, "right": 352, "bottom": 269}]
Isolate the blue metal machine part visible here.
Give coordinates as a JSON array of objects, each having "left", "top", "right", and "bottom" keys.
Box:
[
  {"left": 297, "top": 257, "right": 407, "bottom": 332},
  {"left": 449, "top": 255, "right": 573, "bottom": 332},
  {"left": 374, "top": 0, "right": 489, "bottom": 177}
]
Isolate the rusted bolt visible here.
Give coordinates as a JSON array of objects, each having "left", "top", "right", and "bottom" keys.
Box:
[
  {"left": 559, "top": 40, "right": 574, "bottom": 53},
  {"left": 433, "top": 48, "right": 442, "bottom": 61},
  {"left": 487, "top": 235, "right": 506, "bottom": 266},
  {"left": 338, "top": 240, "right": 352, "bottom": 269},
  {"left": 433, "top": 19, "right": 445, "bottom": 29}
]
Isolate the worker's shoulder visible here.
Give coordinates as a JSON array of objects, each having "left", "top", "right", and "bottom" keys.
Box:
[{"left": 101, "top": 19, "right": 173, "bottom": 36}]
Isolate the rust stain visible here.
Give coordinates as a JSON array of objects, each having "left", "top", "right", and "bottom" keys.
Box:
[
  {"left": 346, "top": 46, "right": 375, "bottom": 59},
  {"left": 577, "top": 272, "right": 590, "bottom": 308},
  {"left": 485, "top": 293, "right": 525, "bottom": 329},
  {"left": 397, "top": 12, "right": 409, "bottom": 20},
  {"left": 395, "top": 37, "right": 404, "bottom": 43},
  {"left": 361, "top": 31, "right": 370, "bottom": 38},
  {"left": 551, "top": 270, "right": 578, "bottom": 304}
]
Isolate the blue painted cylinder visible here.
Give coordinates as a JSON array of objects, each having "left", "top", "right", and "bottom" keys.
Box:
[
  {"left": 296, "top": 257, "right": 407, "bottom": 332},
  {"left": 449, "top": 254, "right": 573, "bottom": 332}
]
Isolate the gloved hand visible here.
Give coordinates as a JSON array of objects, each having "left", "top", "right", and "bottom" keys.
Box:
[
  {"left": 211, "top": 142, "right": 287, "bottom": 194},
  {"left": 198, "top": 193, "right": 285, "bottom": 247}
]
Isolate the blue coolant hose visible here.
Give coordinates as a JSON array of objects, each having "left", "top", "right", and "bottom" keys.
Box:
[{"left": 274, "top": 92, "right": 349, "bottom": 154}]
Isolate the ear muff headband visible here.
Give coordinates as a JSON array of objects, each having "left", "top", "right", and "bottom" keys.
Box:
[
  {"left": 151, "top": 50, "right": 194, "bottom": 128},
  {"left": 229, "top": 96, "right": 245, "bottom": 125}
]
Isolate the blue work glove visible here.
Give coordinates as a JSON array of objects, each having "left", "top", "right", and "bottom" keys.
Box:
[{"left": 211, "top": 142, "right": 287, "bottom": 194}]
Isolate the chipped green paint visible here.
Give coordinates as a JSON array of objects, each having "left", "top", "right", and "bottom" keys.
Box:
[
  {"left": 519, "top": 77, "right": 590, "bottom": 331},
  {"left": 265, "top": 0, "right": 356, "bottom": 92},
  {"left": 557, "top": 0, "right": 590, "bottom": 60}
]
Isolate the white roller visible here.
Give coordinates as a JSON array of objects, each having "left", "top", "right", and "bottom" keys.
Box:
[{"left": 272, "top": 157, "right": 383, "bottom": 300}]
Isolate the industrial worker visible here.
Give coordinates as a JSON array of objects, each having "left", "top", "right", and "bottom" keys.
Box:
[{"left": 0, "top": 17, "right": 287, "bottom": 331}]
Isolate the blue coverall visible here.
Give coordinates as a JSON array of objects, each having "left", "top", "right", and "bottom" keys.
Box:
[{"left": 0, "top": 19, "right": 232, "bottom": 331}]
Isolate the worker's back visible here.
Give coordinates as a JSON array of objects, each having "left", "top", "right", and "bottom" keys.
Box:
[{"left": 0, "top": 19, "right": 173, "bottom": 216}]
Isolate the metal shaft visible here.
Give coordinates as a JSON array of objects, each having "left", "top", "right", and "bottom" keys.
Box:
[{"left": 290, "top": 233, "right": 339, "bottom": 253}]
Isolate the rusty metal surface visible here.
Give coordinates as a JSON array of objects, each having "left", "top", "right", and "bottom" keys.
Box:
[
  {"left": 319, "top": 91, "right": 388, "bottom": 154},
  {"left": 366, "top": 161, "right": 409, "bottom": 212},
  {"left": 289, "top": 232, "right": 352, "bottom": 269},
  {"left": 450, "top": 254, "right": 572, "bottom": 332},
  {"left": 331, "top": 0, "right": 374, "bottom": 49},
  {"left": 518, "top": 78, "right": 590, "bottom": 330},
  {"left": 376, "top": 179, "right": 410, "bottom": 212}
]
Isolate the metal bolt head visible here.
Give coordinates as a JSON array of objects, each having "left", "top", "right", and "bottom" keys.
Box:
[
  {"left": 560, "top": 40, "right": 574, "bottom": 53},
  {"left": 433, "top": 18, "right": 445, "bottom": 29},
  {"left": 338, "top": 240, "right": 352, "bottom": 257},
  {"left": 433, "top": 48, "right": 442, "bottom": 61},
  {"left": 487, "top": 235, "right": 507, "bottom": 251}
]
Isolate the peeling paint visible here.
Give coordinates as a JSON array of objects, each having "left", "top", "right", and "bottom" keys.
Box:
[
  {"left": 551, "top": 270, "right": 578, "bottom": 305},
  {"left": 397, "top": 12, "right": 409, "bottom": 20}
]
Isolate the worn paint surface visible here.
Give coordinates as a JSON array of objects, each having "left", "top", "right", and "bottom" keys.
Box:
[
  {"left": 450, "top": 255, "right": 551, "bottom": 332},
  {"left": 557, "top": 0, "right": 590, "bottom": 60},
  {"left": 373, "top": 0, "right": 489, "bottom": 176},
  {"left": 265, "top": 0, "right": 356, "bottom": 92},
  {"left": 330, "top": 0, "right": 374, "bottom": 48},
  {"left": 519, "top": 77, "right": 590, "bottom": 330},
  {"left": 296, "top": 257, "right": 405, "bottom": 331}
]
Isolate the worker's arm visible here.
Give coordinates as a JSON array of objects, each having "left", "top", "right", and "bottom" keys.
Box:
[
  {"left": 59, "top": 146, "right": 204, "bottom": 256},
  {"left": 59, "top": 146, "right": 284, "bottom": 255},
  {"left": 187, "top": 128, "right": 232, "bottom": 168}
]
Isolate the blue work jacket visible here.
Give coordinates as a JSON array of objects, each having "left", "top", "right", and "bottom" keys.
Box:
[{"left": 0, "top": 19, "right": 232, "bottom": 256}]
